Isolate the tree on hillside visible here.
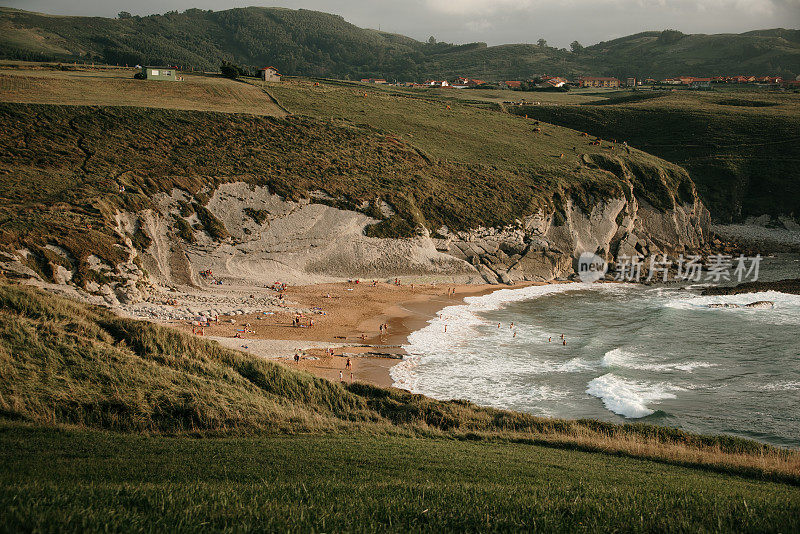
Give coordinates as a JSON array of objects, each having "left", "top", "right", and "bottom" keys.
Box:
[
  {"left": 428, "top": 36, "right": 437, "bottom": 45},
  {"left": 657, "top": 29, "right": 685, "bottom": 45},
  {"left": 537, "top": 39, "right": 547, "bottom": 48},
  {"left": 570, "top": 41, "right": 584, "bottom": 54},
  {"left": 220, "top": 61, "right": 241, "bottom": 79},
  {"left": 117, "top": 11, "right": 132, "bottom": 19}
]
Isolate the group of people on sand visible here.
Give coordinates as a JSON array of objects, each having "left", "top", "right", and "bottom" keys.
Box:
[
  {"left": 292, "top": 314, "right": 313, "bottom": 328},
  {"left": 269, "top": 282, "right": 287, "bottom": 292},
  {"left": 379, "top": 323, "right": 390, "bottom": 337}
]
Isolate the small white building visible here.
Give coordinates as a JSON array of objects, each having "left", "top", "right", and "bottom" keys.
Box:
[{"left": 260, "top": 66, "right": 281, "bottom": 82}]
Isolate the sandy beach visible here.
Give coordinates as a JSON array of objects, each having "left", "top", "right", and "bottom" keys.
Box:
[{"left": 170, "top": 281, "right": 512, "bottom": 387}]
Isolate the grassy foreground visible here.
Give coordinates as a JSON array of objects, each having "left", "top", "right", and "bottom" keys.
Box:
[
  {"left": 2, "top": 423, "right": 799, "bottom": 532},
  {"left": 1, "top": 281, "right": 799, "bottom": 529}
]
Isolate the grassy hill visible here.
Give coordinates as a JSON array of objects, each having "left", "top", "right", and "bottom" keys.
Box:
[
  {"left": 1, "top": 68, "right": 703, "bottom": 284},
  {"left": 0, "top": 280, "right": 798, "bottom": 529},
  {"left": 1, "top": 6, "right": 798, "bottom": 80},
  {"left": 507, "top": 90, "right": 800, "bottom": 222},
  {"left": 0, "top": 67, "right": 287, "bottom": 116}
]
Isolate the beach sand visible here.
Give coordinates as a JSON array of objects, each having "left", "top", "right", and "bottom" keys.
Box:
[{"left": 171, "top": 281, "right": 508, "bottom": 387}]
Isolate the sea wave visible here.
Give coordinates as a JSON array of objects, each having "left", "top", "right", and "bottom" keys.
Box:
[
  {"left": 392, "top": 282, "right": 617, "bottom": 390},
  {"left": 586, "top": 373, "right": 681, "bottom": 418},
  {"left": 601, "top": 348, "right": 714, "bottom": 372}
]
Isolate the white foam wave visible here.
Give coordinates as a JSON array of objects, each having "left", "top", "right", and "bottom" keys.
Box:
[
  {"left": 663, "top": 290, "right": 800, "bottom": 324},
  {"left": 586, "top": 373, "right": 680, "bottom": 418},
  {"left": 601, "top": 348, "right": 715, "bottom": 373},
  {"left": 392, "top": 282, "right": 618, "bottom": 391}
]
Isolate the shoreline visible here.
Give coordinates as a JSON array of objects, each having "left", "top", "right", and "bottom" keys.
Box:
[{"left": 169, "top": 281, "right": 518, "bottom": 387}]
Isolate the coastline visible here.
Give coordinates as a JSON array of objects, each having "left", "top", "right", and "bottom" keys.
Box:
[{"left": 170, "top": 281, "right": 517, "bottom": 388}]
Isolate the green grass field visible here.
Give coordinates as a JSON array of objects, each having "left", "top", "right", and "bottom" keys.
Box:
[
  {"left": 265, "top": 77, "right": 638, "bottom": 175},
  {"left": 2, "top": 423, "right": 798, "bottom": 532},
  {"left": 0, "top": 67, "right": 287, "bottom": 116},
  {"left": 509, "top": 89, "right": 800, "bottom": 222}
]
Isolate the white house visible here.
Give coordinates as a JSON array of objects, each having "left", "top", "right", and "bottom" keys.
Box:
[{"left": 260, "top": 66, "right": 281, "bottom": 82}]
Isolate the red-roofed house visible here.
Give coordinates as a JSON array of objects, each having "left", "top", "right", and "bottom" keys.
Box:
[{"left": 260, "top": 66, "right": 281, "bottom": 82}]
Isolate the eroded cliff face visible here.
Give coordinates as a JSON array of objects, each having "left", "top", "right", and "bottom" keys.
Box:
[
  {"left": 437, "top": 193, "right": 709, "bottom": 284},
  {"left": 2, "top": 162, "right": 710, "bottom": 305}
]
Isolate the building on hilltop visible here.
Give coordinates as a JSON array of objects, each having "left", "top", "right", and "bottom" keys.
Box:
[
  {"left": 260, "top": 67, "right": 281, "bottom": 82},
  {"left": 142, "top": 66, "right": 177, "bottom": 81},
  {"left": 688, "top": 78, "right": 712, "bottom": 90},
  {"left": 577, "top": 76, "right": 621, "bottom": 88}
]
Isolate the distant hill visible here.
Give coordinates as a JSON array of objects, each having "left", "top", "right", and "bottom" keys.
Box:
[{"left": 1, "top": 6, "right": 798, "bottom": 80}]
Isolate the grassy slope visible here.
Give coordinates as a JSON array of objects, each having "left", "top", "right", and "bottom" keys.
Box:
[
  {"left": 0, "top": 281, "right": 798, "bottom": 529},
  {"left": 509, "top": 89, "right": 800, "bottom": 222},
  {"left": 0, "top": 68, "right": 287, "bottom": 116},
  {"left": 1, "top": 424, "right": 799, "bottom": 532},
  {"left": 1, "top": 7, "right": 798, "bottom": 80},
  {"left": 0, "top": 282, "right": 798, "bottom": 478},
  {"left": 264, "top": 78, "right": 679, "bottom": 176}
]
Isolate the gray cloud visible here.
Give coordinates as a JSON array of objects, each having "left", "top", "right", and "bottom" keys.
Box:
[{"left": 7, "top": 0, "right": 800, "bottom": 47}]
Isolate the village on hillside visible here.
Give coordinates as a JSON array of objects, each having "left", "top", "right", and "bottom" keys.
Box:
[{"left": 359, "top": 74, "right": 800, "bottom": 91}]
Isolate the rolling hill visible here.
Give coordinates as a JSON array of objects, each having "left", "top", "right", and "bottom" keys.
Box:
[{"left": 1, "top": 6, "right": 798, "bottom": 80}]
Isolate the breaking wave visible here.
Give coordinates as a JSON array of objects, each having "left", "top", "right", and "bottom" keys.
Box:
[{"left": 586, "top": 373, "right": 680, "bottom": 419}]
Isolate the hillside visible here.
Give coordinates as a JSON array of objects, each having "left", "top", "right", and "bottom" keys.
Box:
[
  {"left": 0, "top": 68, "right": 716, "bottom": 293},
  {"left": 0, "top": 280, "right": 798, "bottom": 529},
  {"left": 1, "top": 6, "right": 798, "bottom": 80},
  {"left": 508, "top": 90, "right": 800, "bottom": 222}
]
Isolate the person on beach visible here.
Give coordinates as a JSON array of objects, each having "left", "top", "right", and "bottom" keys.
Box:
[
  {"left": 339, "top": 371, "right": 343, "bottom": 381},
  {"left": 346, "top": 358, "right": 352, "bottom": 370},
  {"left": 444, "top": 324, "right": 447, "bottom": 333},
  {"left": 294, "top": 352, "right": 300, "bottom": 363},
  {"left": 350, "top": 372, "right": 354, "bottom": 382}
]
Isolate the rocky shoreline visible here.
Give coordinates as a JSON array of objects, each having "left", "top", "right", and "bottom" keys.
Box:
[{"left": 701, "top": 278, "right": 800, "bottom": 296}]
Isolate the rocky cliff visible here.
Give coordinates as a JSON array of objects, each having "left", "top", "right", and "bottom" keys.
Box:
[{"left": 6, "top": 161, "right": 708, "bottom": 309}]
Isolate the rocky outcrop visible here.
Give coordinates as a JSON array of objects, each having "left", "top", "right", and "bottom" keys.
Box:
[
  {"left": 437, "top": 193, "right": 709, "bottom": 284},
  {"left": 2, "top": 166, "right": 711, "bottom": 301}
]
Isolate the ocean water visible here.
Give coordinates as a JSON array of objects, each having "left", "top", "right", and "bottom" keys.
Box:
[{"left": 392, "top": 255, "right": 800, "bottom": 448}]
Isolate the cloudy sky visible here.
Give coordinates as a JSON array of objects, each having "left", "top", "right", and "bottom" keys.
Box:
[{"left": 8, "top": 0, "right": 800, "bottom": 47}]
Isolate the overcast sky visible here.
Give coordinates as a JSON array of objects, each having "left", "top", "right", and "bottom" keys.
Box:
[{"left": 8, "top": 0, "right": 800, "bottom": 47}]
